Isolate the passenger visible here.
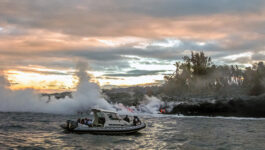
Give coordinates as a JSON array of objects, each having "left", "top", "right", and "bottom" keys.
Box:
[
  {"left": 133, "top": 116, "right": 141, "bottom": 126},
  {"left": 123, "top": 115, "right": 130, "bottom": 123},
  {"left": 77, "top": 118, "right": 81, "bottom": 123},
  {"left": 84, "top": 118, "right": 88, "bottom": 125},
  {"left": 81, "top": 119, "right": 85, "bottom": 124},
  {"left": 87, "top": 119, "right": 93, "bottom": 127}
]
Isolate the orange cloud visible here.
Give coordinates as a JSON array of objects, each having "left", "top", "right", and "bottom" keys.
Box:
[{"left": 0, "top": 0, "right": 265, "bottom": 90}]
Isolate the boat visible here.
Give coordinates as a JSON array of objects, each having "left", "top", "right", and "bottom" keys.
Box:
[{"left": 60, "top": 108, "right": 146, "bottom": 134}]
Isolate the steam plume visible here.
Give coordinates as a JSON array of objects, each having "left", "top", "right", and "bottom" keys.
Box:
[{"left": 0, "top": 62, "right": 113, "bottom": 114}]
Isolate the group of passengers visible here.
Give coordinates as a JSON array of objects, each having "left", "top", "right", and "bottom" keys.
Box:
[
  {"left": 77, "top": 115, "right": 141, "bottom": 127},
  {"left": 77, "top": 118, "right": 93, "bottom": 126}
]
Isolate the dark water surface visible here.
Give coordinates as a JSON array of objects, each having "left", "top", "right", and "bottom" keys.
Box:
[{"left": 0, "top": 112, "right": 265, "bottom": 150}]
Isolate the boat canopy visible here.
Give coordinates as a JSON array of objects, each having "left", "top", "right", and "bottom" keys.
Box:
[
  {"left": 91, "top": 108, "right": 123, "bottom": 127},
  {"left": 91, "top": 108, "right": 117, "bottom": 114}
]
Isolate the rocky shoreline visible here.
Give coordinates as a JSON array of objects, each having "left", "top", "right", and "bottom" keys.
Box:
[{"left": 167, "top": 94, "right": 265, "bottom": 118}]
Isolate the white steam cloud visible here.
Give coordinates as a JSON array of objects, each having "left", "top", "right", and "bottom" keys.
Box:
[
  {"left": 72, "top": 61, "right": 114, "bottom": 111},
  {"left": 0, "top": 62, "right": 113, "bottom": 114},
  {"left": 0, "top": 62, "right": 163, "bottom": 114}
]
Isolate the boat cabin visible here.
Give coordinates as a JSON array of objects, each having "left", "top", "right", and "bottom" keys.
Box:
[{"left": 91, "top": 108, "right": 130, "bottom": 127}]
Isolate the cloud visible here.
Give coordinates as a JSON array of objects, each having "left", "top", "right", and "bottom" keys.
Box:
[
  {"left": 228, "top": 56, "right": 252, "bottom": 64},
  {"left": 0, "top": 0, "right": 264, "bottom": 39},
  {"left": 0, "top": 36, "right": 263, "bottom": 72},
  {"left": 11, "top": 67, "right": 70, "bottom": 76},
  {"left": 0, "top": 0, "right": 264, "bottom": 88},
  {"left": 104, "top": 69, "right": 165, "bottom": 77},
  {"left": 252, "top": 53, "right": 265, "bottom": 61}
]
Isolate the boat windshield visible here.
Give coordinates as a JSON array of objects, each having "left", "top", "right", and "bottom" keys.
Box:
[
  {"left": 96, "top": 112, "right": 104, "bottom": 118},
  {"left": 107, "top": 113, "right": 120, "bottom": 120}
]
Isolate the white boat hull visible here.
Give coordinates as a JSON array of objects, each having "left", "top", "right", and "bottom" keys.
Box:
[{"left": 61, "top": 121, "right": 146, "bottom": 134}]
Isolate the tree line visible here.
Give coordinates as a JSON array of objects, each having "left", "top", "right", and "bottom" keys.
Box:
[{"left": 163, "top": 52, "right": 265, "bottom": 97}]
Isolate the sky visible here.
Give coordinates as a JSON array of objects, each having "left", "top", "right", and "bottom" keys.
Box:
[{"left": 0, "top": 0, "right": 265, "bottom": 92}]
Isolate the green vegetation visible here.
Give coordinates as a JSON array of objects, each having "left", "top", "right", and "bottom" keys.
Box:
[
  {"left": 164, "top": 51, "right": 265, "bottom": 97},
  {"left": 102, "top": 52, "right": 265, "bottom": 117}
]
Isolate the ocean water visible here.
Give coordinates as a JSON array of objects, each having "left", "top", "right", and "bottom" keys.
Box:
[{"left": 0, "top": 112, "right": 265, "bottom": 150}]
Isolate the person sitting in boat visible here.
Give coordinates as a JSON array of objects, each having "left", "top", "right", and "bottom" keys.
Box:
[
  {"left": 133, "top": 116, "right": 141, "bottom": 126},
  {"left": 77, "top": 118, "right": 81, "bottom": 123},
  {"left": 81, "top": 119, "right": 85, "bottom": 124},
  {"left": 123, "top": 115, "right": 130, "bottom": 123},
  {"left": 87, "top": 119, "right": 93, "bottom": 127},
  {"left": 84, "top": 118, "right": 88, "bottom": 125}
]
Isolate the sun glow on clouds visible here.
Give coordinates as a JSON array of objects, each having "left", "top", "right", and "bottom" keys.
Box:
[
  {"left": 196, "top": 42, "right": 206, "bottom": 46},
  {"left": 3, "top": 59, "right": 169, "bottom": 92},
  {"left": 224, "top": 52, "right": 253, "bottom": 60},
  {"left": 124, "top": 55, "right": 176, "bottom": 71},
  {"left": 96, "top": 37, "right": 148, "bottom": 47},
  {"left": 151, "top": 39, "right": 181, "bottom": 48},
  {"left": 3, "top": 66, "right": 103, "bottom": 92},
  {"left": 1, "top": 0, "right": 264, "bottom": 91},
  {"left": 18, "top": 65, "right": 70, "bottom": 75},
  {"left": 98, "top": 75, "right": 164, "bottom": 87},
  {"left": 4, "top": 68, "right": 165, "bottom": 92},
  {"left": 133, "top": 39, "right": 181, "bottom": 49},
  {"left": 5, "top": 70, "right": 78, "bottom": 92},
  {"left": 222, "top": 52, "right": 253, "bottom": 67}
]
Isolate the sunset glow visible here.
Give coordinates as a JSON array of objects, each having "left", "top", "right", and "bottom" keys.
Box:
[
  {"left": 0, "top": 0, "right": 264, "bottom": 92},
  {"left": 5, "top": 70, "right": 77, "bottom": 92}
]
